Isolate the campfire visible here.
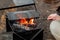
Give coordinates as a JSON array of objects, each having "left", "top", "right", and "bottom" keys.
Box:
[
  {"left": 17, "top": 18, "right": 35, "bottom": 26},
  {"left": 15, "top": 18, "right": 36, "bottom": 30},
  {"left": 6, "top": 10, "right": 40, "bottom": 32}
]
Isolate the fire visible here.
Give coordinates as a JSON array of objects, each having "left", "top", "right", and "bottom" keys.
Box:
[
  {"left": 18, "top": 18, "right": 35, "bottom": 25},
  {"left": 29, "top": 19, "right": 34, "bottom": 24},
  {"left": 20, "top": 18, "right": 28, "bottom": 24}
]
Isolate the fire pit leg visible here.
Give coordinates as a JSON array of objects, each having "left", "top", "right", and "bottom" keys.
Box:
[
  {"left": 13, "top": 29, "right": 43, "bottom": 40},
  {"left": 6, "top": 17, "right": 12, "bottom": 32}
]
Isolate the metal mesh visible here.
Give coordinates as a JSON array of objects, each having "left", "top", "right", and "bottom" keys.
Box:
[{"left": 7, "top": 10, "right": 40, "bottom": 20}]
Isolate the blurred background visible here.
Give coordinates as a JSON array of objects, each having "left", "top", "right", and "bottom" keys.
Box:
[{"left": 0, "top": 0, "right": 60, "bottom": 40}]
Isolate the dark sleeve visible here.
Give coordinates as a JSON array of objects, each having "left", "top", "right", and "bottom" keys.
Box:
[{"left": 56, "top": 6, "right": 60, "bottom": 16}]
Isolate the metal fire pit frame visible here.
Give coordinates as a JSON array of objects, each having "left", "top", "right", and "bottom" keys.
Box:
[
  {"left": 6, "top": 13, "right": 43, "bottom": 40},
  {"left": 6, "top": 11, "right": 43, "bottom": 40},
  {"left": 5, "top": 0, "right": 44, "bottom": 40}
]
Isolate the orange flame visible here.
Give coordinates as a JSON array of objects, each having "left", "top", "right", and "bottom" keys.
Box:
[
  {"left": 20, "top": 18, "right": 28, "bottom": 24},
  {"left": 29, "top": 19, "right": 34, "bottom": 24},
  {"left": 18, "top": 18, "right": 34, "bottom": 25}
]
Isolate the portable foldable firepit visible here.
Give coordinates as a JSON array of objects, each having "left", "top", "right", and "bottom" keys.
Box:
[
  {"left": 6, "top": 10, "right": 43, "bottom": 40},
  {"left": 6, "top": 10, "right": 40, "bottom": 31},
  {"left": 6, "top": 0, "right": 43, "bottom": 40}
]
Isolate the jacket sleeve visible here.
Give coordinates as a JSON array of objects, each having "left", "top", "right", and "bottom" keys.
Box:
[{"left": 56, "top": 6, "right": 60, "bottom": 16}]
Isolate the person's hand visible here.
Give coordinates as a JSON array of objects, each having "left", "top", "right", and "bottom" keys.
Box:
[{"left": 47, "top": 13, "right": 60, "bottom": 21}]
